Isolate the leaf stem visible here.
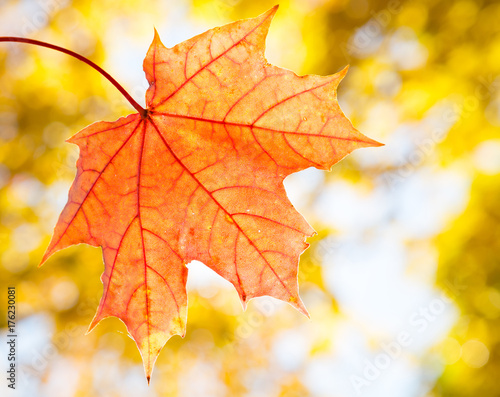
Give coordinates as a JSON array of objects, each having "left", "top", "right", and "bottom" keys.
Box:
[{"left": 0, "top": 36, "right": 147, "bottom": 117}]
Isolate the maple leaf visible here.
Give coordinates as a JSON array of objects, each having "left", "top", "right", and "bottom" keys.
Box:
[{"left": 40, "top": 6, "right": 381, "bottom": 380}]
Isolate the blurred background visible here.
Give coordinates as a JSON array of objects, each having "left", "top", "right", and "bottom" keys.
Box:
[{"left": 0, "top": 0, "right": 499, "bottom": 396}]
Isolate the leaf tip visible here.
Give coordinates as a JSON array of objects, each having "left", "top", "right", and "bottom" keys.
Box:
[
  {"left": 338, "top": 65, "right": 349, "bottom": 79},
  {"left": 349, "top": 126, "right": 384, "bottom": 149},
  {"left": 363, "top": 135, "right": 384, "bottom": 148},
  {"left": 86, "top": 311, "right": 106, "bottom": 335},
  {"left": 256, "top": 4, "right": 278, "bottom": 23},
  {"left": 290, "top": 295, "right": 310, "bottom": 318},
  {"left": 152, "top": 28, "right": 164, "bottom": 47},
  {"left": 39, "top": 246, "right": 55, "bottom": 267},
  {"left": 266, "top": 4, "right": 279, "bottom": 20},
  {"left": 38, "top": 256, "right": 47, "bottom": 268}
]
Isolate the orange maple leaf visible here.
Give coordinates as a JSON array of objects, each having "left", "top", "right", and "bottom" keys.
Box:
[{"left": 41, "top": 6, "right": 381, "bottom": 380}]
